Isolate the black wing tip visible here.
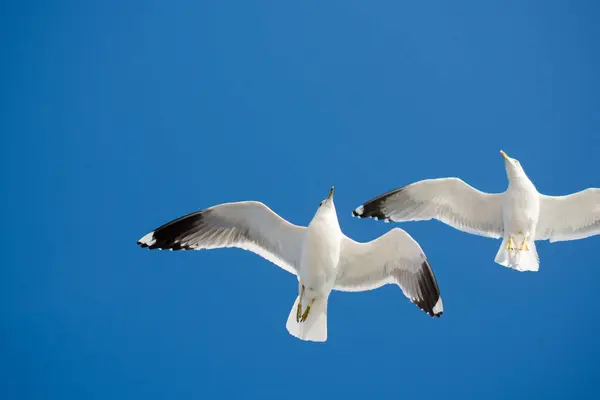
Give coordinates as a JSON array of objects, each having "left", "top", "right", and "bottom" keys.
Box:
[
  {"left": 412, "top": 298, "right": 443, "bottom": 318},
  {"left": 137, "top": 211, "right": 205, "bottom": 252},
  {"left": 352, "top": 205, "right": 392, "bottom": 222},
  {"left": 137, "top": 237, "right": 156, "bottom": 249},
  {"left": 137, "top": 235, "right": 195, "bottom": 251},
  {"left": 137, "top": 240, "right": 194, "bottom": 251},
  {"left": 429, "top": 305, "right": 443, "bottom": 318},
  {"left": 412, "top": 297, "right": 444, "bottom": 318},
  {"left": 414, "top": 259, "right": 443, "bottom": 318},
  {"left": 353, "top": 187, "right": 405, "bottom": 221}
]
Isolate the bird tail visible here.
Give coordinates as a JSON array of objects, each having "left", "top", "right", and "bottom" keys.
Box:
[
  {"left": 494, "top": 237, "right": 539, "bottom": 272},
  {"left": 285, "top": 296, "right": 328, "bottom": 342}
]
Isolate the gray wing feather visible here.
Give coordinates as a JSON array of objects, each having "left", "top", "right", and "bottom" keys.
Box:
[
  {"left": 536, "top": 189, "right": 600, "bottom": 242},
  {"left": 354, "top": 178, "right": 504, "bottom": 239},
  {"left": 335, "top": 229, "right": 443, "bottom": 317},
  {"left": 137, "top": 201, "right": 306, "bottom": 275}
]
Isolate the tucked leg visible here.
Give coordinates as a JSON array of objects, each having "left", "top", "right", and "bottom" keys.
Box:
[
  {"left": 296, "top": 284, "right": 305, "bottom": 323},
  {"left": 300, "top": 298, "right": 315, "bottom": 322},
  {"left": 507, "top": 236, "right": 516, "bottom": 250},
  {"left": 519, "top": 236, "right": 530, "bottom": 251}
]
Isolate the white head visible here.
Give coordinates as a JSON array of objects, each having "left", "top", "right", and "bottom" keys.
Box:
[
  {"left": 311, "top": 186, "right": 339, "bottom": 225},
  {"left": 501, "top": 150, "right": 529, "bottom": 183}
]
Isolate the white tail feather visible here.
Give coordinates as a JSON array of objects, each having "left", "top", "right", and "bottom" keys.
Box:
[
  {"left": 285, "top": 296, "right": 328, "bottom": 342},
  {"left": 495, "top": 237, "right": 539, "bottom": 272}
]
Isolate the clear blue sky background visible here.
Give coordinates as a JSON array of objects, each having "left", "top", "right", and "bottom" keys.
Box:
[{"left": 2, "top": 1, "right": 600, "bottom": 399}]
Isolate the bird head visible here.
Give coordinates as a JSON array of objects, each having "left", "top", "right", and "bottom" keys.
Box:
[
  {"left": 500, "top": 150, "right": 528, "bottom": 182},
  {"left": 318, "top": 186, "right": 335, "bottom": 210},
  {"left": 309, "top": 186, "right": 340, "bottom": 231},
  {"left": 312, "top": 186, "right": 337, "bottom": 220}
]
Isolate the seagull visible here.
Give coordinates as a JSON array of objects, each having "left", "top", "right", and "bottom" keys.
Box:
[
  {"left": 137, "top": 187, "right": 443, "bottom": 342},
  {"left": 353, "top": 150, "right": 600, "bottom": 272}
]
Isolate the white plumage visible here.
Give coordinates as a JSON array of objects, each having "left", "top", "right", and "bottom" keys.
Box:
[
  {"left": 138, "top": 187, "right": 443, "bottom": 342},
  {"left": 353, "top": 150, "right": 600, "bottom": 272}
]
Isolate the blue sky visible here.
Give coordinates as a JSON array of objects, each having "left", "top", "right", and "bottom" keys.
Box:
[{"left": 2, "top": 1, "right": 600, "bottom": 399}]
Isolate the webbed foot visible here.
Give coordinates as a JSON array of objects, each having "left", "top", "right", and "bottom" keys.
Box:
[
  {"left": 296, "top": 285, "right": 305, "bottom": 323},
  {"left": 300, "top": 299, "right": 315, "bottom": 322},
  {"left": 507, "top": 236, "right": 516, "bottom": 250}
]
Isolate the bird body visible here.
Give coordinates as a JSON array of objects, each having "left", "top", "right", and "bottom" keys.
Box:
[
  {"left": 354, "top": 150, "right": 600, "bottom": 272},
  {"left": 288, "top": 192, "right": 341, "bottom": 341},
  {"left": 299, "top": 199, "right": 341, "bottom": 299},
  {"left": 138, "top": 187, "right": 443, "bottom": 343},
  {"left": 496, "top": 166, "right": 541, "bottom": 270}
]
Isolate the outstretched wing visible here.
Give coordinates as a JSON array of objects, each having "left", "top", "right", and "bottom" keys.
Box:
[
  {"left": 536, "top": 189, "right": 600, "bottom": 242},
  {"left": 334, "top": 228, "right": 443, "bottom": 317},
  {"left": 137, "top": 201, "right": 306, "bottom": 275},
  {"left": 353, "top": 178, "right": 504, "bottom": 239}
]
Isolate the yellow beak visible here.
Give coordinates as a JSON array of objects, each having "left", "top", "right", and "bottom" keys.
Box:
[
  {"left": 500, "top": 150, "right": 509, "bottom": 161},
  {"left": 328, "top": 186, "right": 334, "bottom": 200}
]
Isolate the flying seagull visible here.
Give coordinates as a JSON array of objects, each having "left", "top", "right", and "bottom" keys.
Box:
[
  {"left": 353, "top": 150, "right": 600, "bottom": 272},
  {"left": 137, "top": 187, "right": 443, "bottom": 342}
]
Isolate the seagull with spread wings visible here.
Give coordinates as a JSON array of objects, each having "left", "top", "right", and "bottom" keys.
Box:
[
  {"left": 353, "top": 150, "right": 600, "bottom": 272},
  {"left": 138, "top": 187, "right": 443, "bottom": 342}
]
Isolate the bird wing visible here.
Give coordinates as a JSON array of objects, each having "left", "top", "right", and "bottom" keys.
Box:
[
  {"left": 535, "top": 188, "right": 600, "bottom": 242},
  {"left": 353, "top": 178, "right": 504, "bottom": 239},
  {"left": 137, "top": 201, "right": 306, "bottom": 275},
  {"left": 334, "top": 228, "right": 443, "bottom": 317}
]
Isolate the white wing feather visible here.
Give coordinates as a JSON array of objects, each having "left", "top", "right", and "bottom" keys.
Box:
[
  {"left": 137, "top": 201, "right": 306, "bottom": 275},
  {"left": 536, "top": 189, "right": 600, "bottom": 242},
  {"left": 354, "top": 178, "right": 504, "bottom": 239},
  {"left": 334, "top": 228, "right": 443, "bottom": 317}
]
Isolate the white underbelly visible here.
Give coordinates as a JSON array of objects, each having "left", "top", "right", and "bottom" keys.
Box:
[
  {"left": 300, "top": 236, "right": 338, "bottom": 297},
  {"left": 503, "top": 193, "right": 539, "bottom": 236}
]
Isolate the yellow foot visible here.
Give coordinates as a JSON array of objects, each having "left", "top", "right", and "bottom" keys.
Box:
[
  {"left": 507, "top": 236, "right": 516, "bottom": 250},
  {"left": 300, "top": 300, "right": 315, "bottom": 322},
  {"left": 296, "top": 301, "right": 302, "bottom": 323},
  {"left": 296, "top": 285, "right": 305, "bottom": 323},
  {"left": 519, "top": 238, "right": 530, "bottom": 251}
]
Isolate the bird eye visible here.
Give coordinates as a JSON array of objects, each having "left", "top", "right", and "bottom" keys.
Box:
[{"left": 319, "top": 200, "right": 324, "bottom": 207}]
